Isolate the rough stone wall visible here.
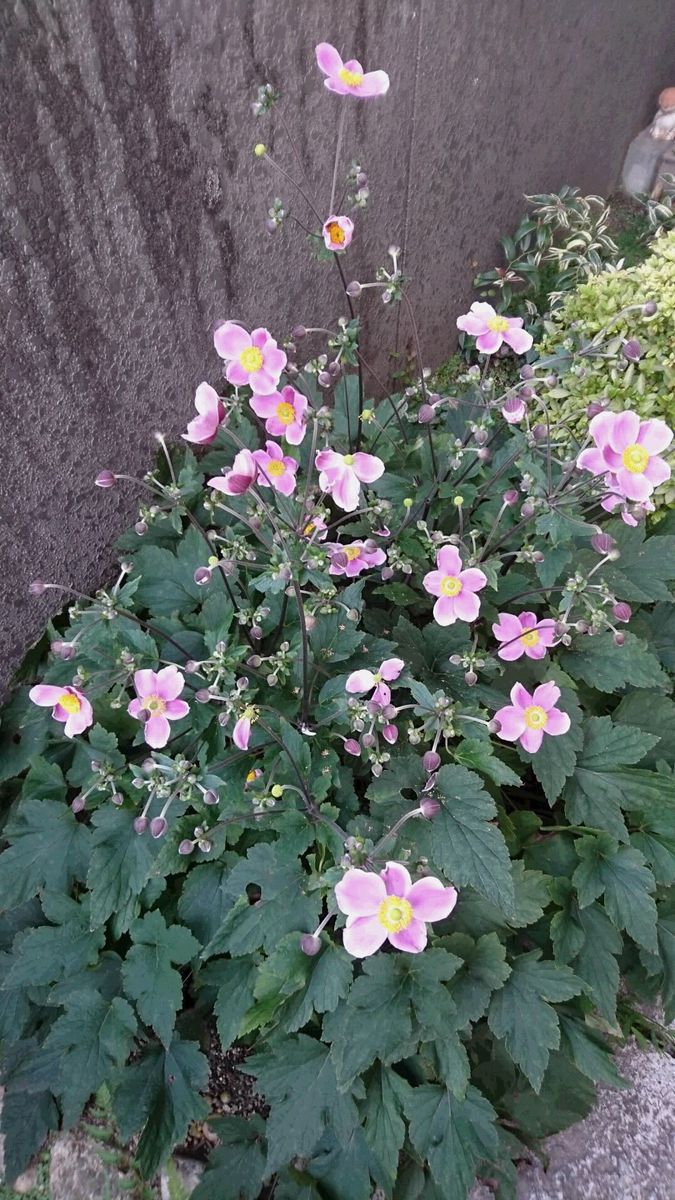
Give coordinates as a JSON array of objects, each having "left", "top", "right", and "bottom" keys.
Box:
[{"left": 2, "top": 0, "right": 675, "bottom": 690}]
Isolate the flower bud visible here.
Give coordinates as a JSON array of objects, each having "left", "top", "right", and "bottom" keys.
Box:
[
  {"left": 150, "top": 816, "right": 168, "bottom": 839},
  {"left": 613, "top": 631, "right": 625, "bottom": 647},
  {"left": 194, "top": 566, "right": 212, "bottom": 585},
  {"left": 362, "top": 733, "right": 376, "bottom": 748},
  {"left": 591, "top": 532, "right": 616, "bottom": 554},
  {"left": 328, "top": 360, "right": 342, "bottom": 378},
  {"left": 423, "top": 750, "right": 441, "bottom": 773},
  {"left": 133, "top": 816, "right": 149, "bottom": 834},
  {"left": 520, "top": 501, "right": 535, "bottom": 519},
  {"left": 612, "top": 601, "right": 632, "bottom": 623},
  {"left": 203, "top": 789, "right": 219, "bottom": 805},
  {"left": 95, "top": 470, "right": 116, "bottom": 488},
  {"left": 544, "top": 374, "right": 557, "bottom": 388},
  {"left": 343, "top": 738, "right": 361, "bottom": 757},
  {"left": 135, "top": 521, "right": 148, "bottom": 536},
  {"left": 317, "top": 371, "right": 332, "bottom": 387},
  {"left": 642, "top": 300, "right": 657, "bottom": 317},
  {"left": 178, "top": 839, "right": 194, "bottom": 856},
  {"left": 71, "top": 795, "right": 86, "bottom": 814},
  {"left": 531, "top": 423, "right": 547, "bottom": 441},
  {"left": 622, "top": 338, "right": 642, "bottom": 363},
  {"left": 253, "top": 142, "right": 266, "bottom": 157},
  {"left": 382, "top": 724, "right": 398, "bottom": 744},
  {"left": 292, "top": 324, "right": 307, "bottom": 340},
  {"left": 477, "top": 447, "right": 492, "bottom": 463},
  {"left": 419, "top": 796, "right": 440, "bottom": 819},
  {"left": 29, "top": 579, "right": 47, "bottom": 596},
  {"left": 502, "top": 489, "right": 518, "bottom": 507},
  {"left": 575, "top": 620, "right": 589, "bottom": 633},
  {"left": 195, "top": 689, "right": 211, "bottom": 704},
  {"left": 487, "top": 719, "right": 500, "bottom": 734},
  {"left": 449, "top": 654, "right": 463, "bottom": 666},
  {"left": 464, "top": 670, "right": 477, "bottom": 686},
  {"left": 246, "top": 655, "right": 262, "bottom": 668},
  {"left": 300, "top": 933, "right": 322, "bottom": 956},
  {"left": 418, "top": 404, "right": 437, "bottom": 424},
  {"left": 51, "top": 639, "right": 76, "bottom": 660},
  {"left": 345, "top": 280, "right": 362, "bottom": 298}
]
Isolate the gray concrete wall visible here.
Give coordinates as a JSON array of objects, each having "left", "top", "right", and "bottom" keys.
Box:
[{"left": 2, "top": 0, "right": 675, "bottom": 691}]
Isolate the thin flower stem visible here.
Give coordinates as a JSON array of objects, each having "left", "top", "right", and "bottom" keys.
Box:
[
  {"left": 261, "top": 150, "right": 324, "bottom": 225},
  {"left": 329, "top": 105, "right": 347, "bottom": 215}
]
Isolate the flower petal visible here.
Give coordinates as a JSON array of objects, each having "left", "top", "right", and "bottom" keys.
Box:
[
  {"left": 155, "top": 666, "right": 185, "bottom": 700},
  {"left": 315, "top": 41, "right": 343, "bottom": 76},
  {"left": 423, "top": 569, "right": 443, "bottom": 596},
  {"left": 510, "top": 682, "right": 532, "bottom": 710},
  {"left": 532, "top": 681, "right": 561, "bottom": 709},
  {"left": 335, "top": 869, "right": 386, "bottom": 916},
  {"left": 353, "top": 452, "right": 385, "bottom": 483},
  {"left": 437, "top": 545, "right": 462, "bottom": 575},
  {"left": 381, "top": 861, "right": 412, "bottom": 897},
  {"left": 379, "top": 657, "right": 405, "bottom": 681},
  {"left": 609, "top": 411, "right": 640, "bottom": 452},
  {"left": 545, "top": 708, "right": 571, "bottom": 736},
  {"left": 388, "top": 919, "right": 427, "bottom": 953},
  {"left": 29, "top": 684, "right": 66, "bottom": 707},
  {"left": 343, "top": 915, "right": 388, "bottom": 957},
  {"left": 638, "top": 419, "right": 673, "bottom": 455},
  {"left": 133, "top": 669, "right": 157, "bottom": 698},
  {"left": 144, "top": 715, "right": 171, "bottom": 748},
  {"left": 503, "top": 325, "right": 533, "bottom": 354},
  {"left": 520, "top": 727, "right": 544, "bottom": 753},
  {"left": 476, "top": 329, "right": 502, "bottom": 354},
  {"left": 459, "top": 568, "right": 487, "bottom": 593},
  {"left": 452, "top": 589, "right": 481, "bottom": 622},
  {"left": 165, "top": 699, "right": 190, "bottom": 720},
  {"left": 408, "top": 877, "right": 458, "bottom": 922},
  {"left": 345, "top": 669, "right": 376, "bottom": 694},
  {"left": 494, "top": 705, "right": 526, "bottom": 741},
  {"left": 433, "top": 595, "right": 457, "bottom": 625},
  {"left": 214, "top": 321, "right": 250, "bottom": 359}
]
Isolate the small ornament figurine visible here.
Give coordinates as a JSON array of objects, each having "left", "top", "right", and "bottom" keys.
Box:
[
  {"left": 621, "top": 86, "right": 675, "bottom": 198},
  {"left": 650, "top": 88, "right": 675, "bottom": 141}
]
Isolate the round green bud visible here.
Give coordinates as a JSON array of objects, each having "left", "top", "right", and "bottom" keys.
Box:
[{"left": 254, "top": 143, "right": 266, "bottom": 157}]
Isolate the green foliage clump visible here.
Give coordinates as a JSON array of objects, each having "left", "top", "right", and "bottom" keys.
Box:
[{"left": 538, "top": 231, "right": 675, "bottom": 505}]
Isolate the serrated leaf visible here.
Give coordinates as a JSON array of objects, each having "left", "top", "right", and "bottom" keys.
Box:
[
  {"left": 191, "top": 1116, "right": 267, "bottom": 1200},
  {"left": 507, "top": 1049, "right": 596, "bottom": 1139},
  {"left": 209, "top": 958, "right": 257, "bottom": 1048},
  {"left": 87, "top": 807, "right": 159, "bottom": 933},
  {"left": 122, "top": 911, "right": 199, "bottom": 1047},
  {"left": 573, "top": 834, "right": 658, "bottom": 951},
  {"left": 284, "top": 939, "right": 353, "bottom": 1033},
  {"left": 113, "top": 1038, "right": 209, "bottom": 1178},
  {"left": 0, "top": 799, "right": 91, "bottom": 911},
  {"left": 560, "top": 631, "right": 669, "bottom": 692},
  {"left": 443, "top": 933, "right": 511, "bottom": 1029},
  {"left": 573, "top": 902, "right": 622, "bottom": 1022},
  {"left": 601, "top": 524, "right": 675, "bottom": 603},
  {"left": 177, "top": 857, "right": 240, "bottom": 946},
  {"left": 630, "top": 799, "right": 675, "bottom": 884},
  {"left": 615, "top": 692, "right": 675, "bottom": 766},
  {"left": 245, "top": 1034, "right": 358, "bottom": 1174},
  {"left": 0, "top": 1088, "right": 59, "bottom": 1182},
  {"left": 21, "top": 757, "right": 67, "bottom": 803},
  {"left": 657, "top": 906, "right": 675, "bottom": 1023},
  {"left": 204, "top": 844, "right": 321, "bottom": 958},
  {"left": 5, "top": 893, "right": 104, "bottom": 987},
  {"left": 415, "top": 766, "right": 515, "bottom": 915},
  {"left": 46, "top": 990, "right": 137, "bottom": 1125},
  {"left": 559, "top": 1015, "right": 628, "bottom": 1087},
  {"left": 453, "top": 738, "right": 522, "bottom": 786},
  {"left": 362, "top": 1066, "right": 410, "bottom": 1191},
  {"left": 131, "top": 525, "right": 210, "bottom": 615},
  {"left": 306, "top": 1125, "right": 378, "bottom": 1200},
  {"left": 487, "top": 951, "right": 583, "bottom": 1090},
  {"left": 405, "top": 1084, "right": 498, "bottom": 1200},
  {"left": 563, "top": 716, "right": 667, "bottom": 841},
  {"left": 508, "top": 861, "right": 551, "bottom": 928}
]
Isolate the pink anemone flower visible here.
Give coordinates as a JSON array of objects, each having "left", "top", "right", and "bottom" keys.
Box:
[
  {"left": 301, "top": 516, "right": 328, "bottom": 541},
  {"left": 253, "top": 441, "right": 298, "bottom": 496},
  {"left": 577, "top": 410, "right": 672, "bottom": 503},
  {"left": 457, "top": 302, "right": 533, "bottom": 355},
  {"left": 495, "top": 681, "right": 570, "bottom": 754},
  {"left": 346, "top": 658, "right": 404, "bottom": 709},
  {"left": 128, "top": 666, "right": 189, "bottom": 749},
  {"left": 423, "top": 545, "right": 487, "bottom": 626},
  {"left": 250, "top": 385, "right": 308, "bottom": 445},
  {"left": 315, "top": 42, "right": 389, "bottom": 99},
  {"left": 492, "top": 611, "right": 557, "bottom": 661},
  {"left": 322, "top": 215, "right": 354, "bottom": 252},
  {"left": 214, "top": 322, "right": 287, "bottom": 394},
  {"left": 327, "top": 540, "right": 385, "bottom": 576},
  {"left": 316, "top": 448, "right": 385, "bottom": 512},
  {"left": 501, "top": 394, "right": 527, "bottom": 424},
  {"left": 29, "top": 684, "right": 93, "bottom": 738},
  {"left": 335, "top": 861, "right": 457, "bottom": 956},
  {"left": 208, "top": 448, "right": 258, "bottom": 497},
  {"left": 233, "top": 707, "right": 257, "bottom": 750},
  {"left": 182, "top": 382, "right": 226, "bottom": 445}
]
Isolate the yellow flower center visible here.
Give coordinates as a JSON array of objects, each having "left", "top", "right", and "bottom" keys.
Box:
[
  {"left": 487, "top": 315, "right": 510, "bottom": 333},
  {"left": 343, "top": 454, "right": 355, "bottom": 466},
  {"left": 440, "top": 575, "right": 462, "bottom": 597},
  {"left": 239, "top": 346, "right": 264, "bottom": 373},
  {"left": 621, "top": 443, "right": 649, "bottom": 474},
  {"left": 144, "top": 694, "right": 166, "bottom": 715},
  {"left": 345, "top": 545, "right": 362, "bottom": 561},
  {"left": 523, "top": 705, "right": 548, "bottom": 730},
  {"left": 58, "top": 692, "right": 81, "bottom": 714},
  {"left": 266, "top": 459, "right": 286, "bottom": 476},
  {"left": 246, "top": 768, "right": 258, "bottom": 783},
  {"left": 378, "top": 895, "right": 414, "bottom": 933},
  {"left": 275, "top": 401, "right": 295, "bottom": 425},
  {"left": 520, "top": 629, "right": 540, "bottom": 647},
  {"left": 338, "top": 67, "right": 364, "bottom": 88},
  {"left": 326, "top": 220, "right": 346, "bottom": 245}
]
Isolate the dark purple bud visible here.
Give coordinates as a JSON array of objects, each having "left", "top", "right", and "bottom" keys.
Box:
[
  {"left": 591, "top": 532, "right": 616, "bottom": 554},
  {"left": 612, "top": 601, "right": 632, "bottom": 623},
  {"left": 178, "top": 839, "right": 194, "bottom": 856},
  {"left": 502, "top": 489, "right": 519, "bottom": 506},
  {"left": 532, "top": 551, "right": 545, "bottom": 563},
  {"left": 418, "top": 404, "right": 437, "bottom": 424},
  {"left": 195, "top": 689, "right": 212, "bottom": 704},
  {"left": 150, "top": 816, "right": 168, "bottom": 839},
  {"left": 300, "top": 933, "right": 322, "bottom": 956},
  {"left": 246, "top": 655, "right": 262, "bottom": 668},
  {"left": 613, "top": 631, "right": 625, "bottom": 647},
  {"left": 51, "top": 639, "right": 76, "bottom": 660},
  {"left": 71, "top": 795, "right": 86, "bottom": 814},
  {"left": 544, "top": 374, "right": 557, "bottom": 388},
  {"left": 95, "top": 470, "right": 116, "bottom": 488},
  {"left": 184, "top": 660, "right": 199, "bottom": 673},
  {"left": 362, "top": 733, "right": 376, "bottom": 748},
  {"left": 520, "top": 364, "right": 535, "bottom": 380},
  {"left": 345, "top": 280, "right": 362, "bottom": 298},
  {"left": 317, "top": 371, "right": 332, "bottom": 388},
  {"left": 327, "top": 360, "right": 342, "bottom": 378},
  {"left": 380, "top": 566, "right": 394, "bottom": 581},
  {"left": 642, "top": 300, "right": 657, "bottom": 317},
  {"left": 264, "top": 218, "right": 277, "bottom": 234},
  {"left": 419, "top": 796, "right": 441, "bottom": 819},
  {"left": 356, "top": 172, "right": 368, "bottom": 187},
  {"left": 292, "top": 324, "right": 307, "bottom": 340},
  {"left": 464, "top": 670, "right": 477, "bottom": 686},
  {"left": 203, "top": 789, "right": 219, "bottom": 805},
  {"left": 251, "top": 625, "right": 263, "bottom": 641},
  {"left": 134, "top": 816, "right": 149, "bottom": 835},
  {"left": 29, "top": 579, "right": 47, "bottom": 596},
  {"left": 135, "top": 521, "right": 148, "bottom": 536},
  {"left": 587, "top": 401, "right": 606, "bottom": 418},
  {"left": 423, "top": 750, "right": 441, "bottom": 773},
  {"left": 575, "top": 620, "right": 589, "bottom": 634},
  {"left": 532, "top": 423, "right": 548, "bottom": 441},
  {"left": 622, "top": 339, "right": 642, "bottom": 363},
  {"left": 521, "top": 502, "right": 535, "bottom": 519},
  {"left": 194, "top": 566, "right": 212, "bottom": 585},
  {"left": 343, "top": 738, "right": 361, "bottom": 757}
]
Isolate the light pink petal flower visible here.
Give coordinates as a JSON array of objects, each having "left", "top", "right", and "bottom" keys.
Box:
[
  {"left": 322, "top": 214, "right": 354, "bottom": 252},
  {"left": 456, "top": 303, "right": 495, "bottom": 336},
  {"left": 155, "top": 666, "right": 185, "bottom": 701},
  {"left": 335, "top": 868, "right": 387, "bottom": 915},
  {"left": 492, "top": 613, "right": 523, "bottom": 641},
  {"left": 233, "top": 716, "right": 251, "bottom": 751},
  {"left": 638, "top": 419, "right": 673, "bottom": 455},
  {"left": 382, "top": 724, "right": 399, "bottom": 744},
  {"left": 452, "top": 589, "right": 481, "bottom": 622},
  {"left": 250, "top": 392, "right": 280, "bottom": 419},
  {"left": 380, "top": 657, "right": 405, "bottom": 681},
  {"left": 370, "top": 682, "right": 391, "bottom": 708},
  {"left": 315, "top": 448, "right": 342, "bottom": 472},
  {"left": 433, "top": 595, "right": 458, "bottom": 625},
  {"left": 511, "top": 682, "right": 533, "bottom": 709},
  {"left": 382, "top": 861, "right": 412, "bottom": 896},
  {"left": 127, "top": 698, "right": 143, "bottom": 719},
  {"left": 133, "top": 669, "right": 157, "bottom": 698},
  {"left": 437, "top": 545, "right": 463, "bottom": 575},
  {"left": 577, "top": 447, "right": 607, "bottom": 475},
  {"left": 615, "top": 469, "right": 652, "bottom": 502},
  {"left": 165, "top": 699, "right": 190, "bottom": 720},
  {"left": 315, "top": 42, "right": 344, "bottom": 76},
  {"left": 496, "top": 639, "right": 525, "bottom": 662},
  {"left": 520, "top": 727, "right": 544, "bottom": 754},
  {"left": 476, "top": 329, "right": 503, "bottom": 355},
  {"left": 503, "top": 324, "right": 533, "bottom": 354},
  {"left": 144, "top": 714, "right": 171, "bottom": 749},
  {"left": 643, "top": 456, "right": 671, "bottom": 487},
  {"left": 183, "top": 383, "right": 225, "bottom": 444},
  {"left": 342, "top": 915, "right": 388, "bottom": 957},
  {"left": 408, "top": 877, "right": 458, "bottom": 922},
  {"left": 29, "top": 684, "right": 67, "bottom": 707},
  {"left": 332, "top": 469, "right": 361, "bottom": 512},
  {"left": 459, "top": 567, "right": 487, "bottom": 593},
  {"left": 495, "top": 705, "right": 527, "bottom": 741},
  {"left": 609, "top": 410, "right": 641, "bottom": 452},
  {"left": 346, "top": 669, "right": 376, "bottom": 694},
  {"left": 388, "top": 919, "right": 427, "bottom": 953},
  {"left": 545, "top": 708, "right": 571, "bottom": 736},
  {"left": 64, "top": 706, "right": 93, "bottom": 738},
  {"left": 532, "top": 682, "right": 561, "bottom": 709},
  {"left": 214, "top": 322, "right": 250, "bottom": 359},
  {"left": 423, "top": 570, "right": 444, "bottom": 596},
  {"left": 353, "top": 452, "right": 385, "bottom": 483}
]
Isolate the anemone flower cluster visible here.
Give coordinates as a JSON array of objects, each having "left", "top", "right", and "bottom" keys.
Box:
[
  {"left": 214, "top": 323, "right": 287, "bottom": 393},
  {"left": 250, "top": 385, "right": 308, "bottom": 444},
  {"left": 335, "top": 861, "right": 457, "bottom": 956},
  {"left": 577, "top": 410, "right": 672, "bottom": 521}
]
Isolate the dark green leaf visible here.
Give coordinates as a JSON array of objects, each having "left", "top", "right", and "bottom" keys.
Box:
[
  {"left": 560, "top": 632, "right": 669, "bottom": 692},
  {"left": 5, "top": 893, "right": 104, "bottom": 987},
  {"left": 361, "top": 1066, "right": 410, "bottom": 1191},
  {"left": 487, "top": 952, "right": 583, "bottom": 1090},
  {"left": 405, "top": 1084, "right": 498, "bottom": 1200},
  {"left": 0, "top": 799, "right": 91, "bottom": 912},
  {"left": 559, "top": 1015, "right": 628, "bottom": 1087},
  {"left": 573, "top": 834, "right": 658, "bottom": 951},
  {"left": 191, "top": 1116, "right": 267, "bottom": 1200},
  {"left": 46, "top": 991, "right": 137, "bottom": 1125},
  {"left": 88, "top": 807, "right": 159, "bottom": 933},
  {"left": 443, "top": 933, "right": 511, "bottom": 1030},
  {"left": 122, "top": 911, "right": 199, "bottom": 1047}
]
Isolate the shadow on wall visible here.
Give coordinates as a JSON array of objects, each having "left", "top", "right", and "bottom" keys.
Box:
[{"left": 1, "top": 0, "right": 675, "bottom": 690}]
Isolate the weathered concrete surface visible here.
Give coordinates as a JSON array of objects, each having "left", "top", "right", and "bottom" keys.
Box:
[{"left": 2, "top": 0, "right": 675, "bottom": 688}]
